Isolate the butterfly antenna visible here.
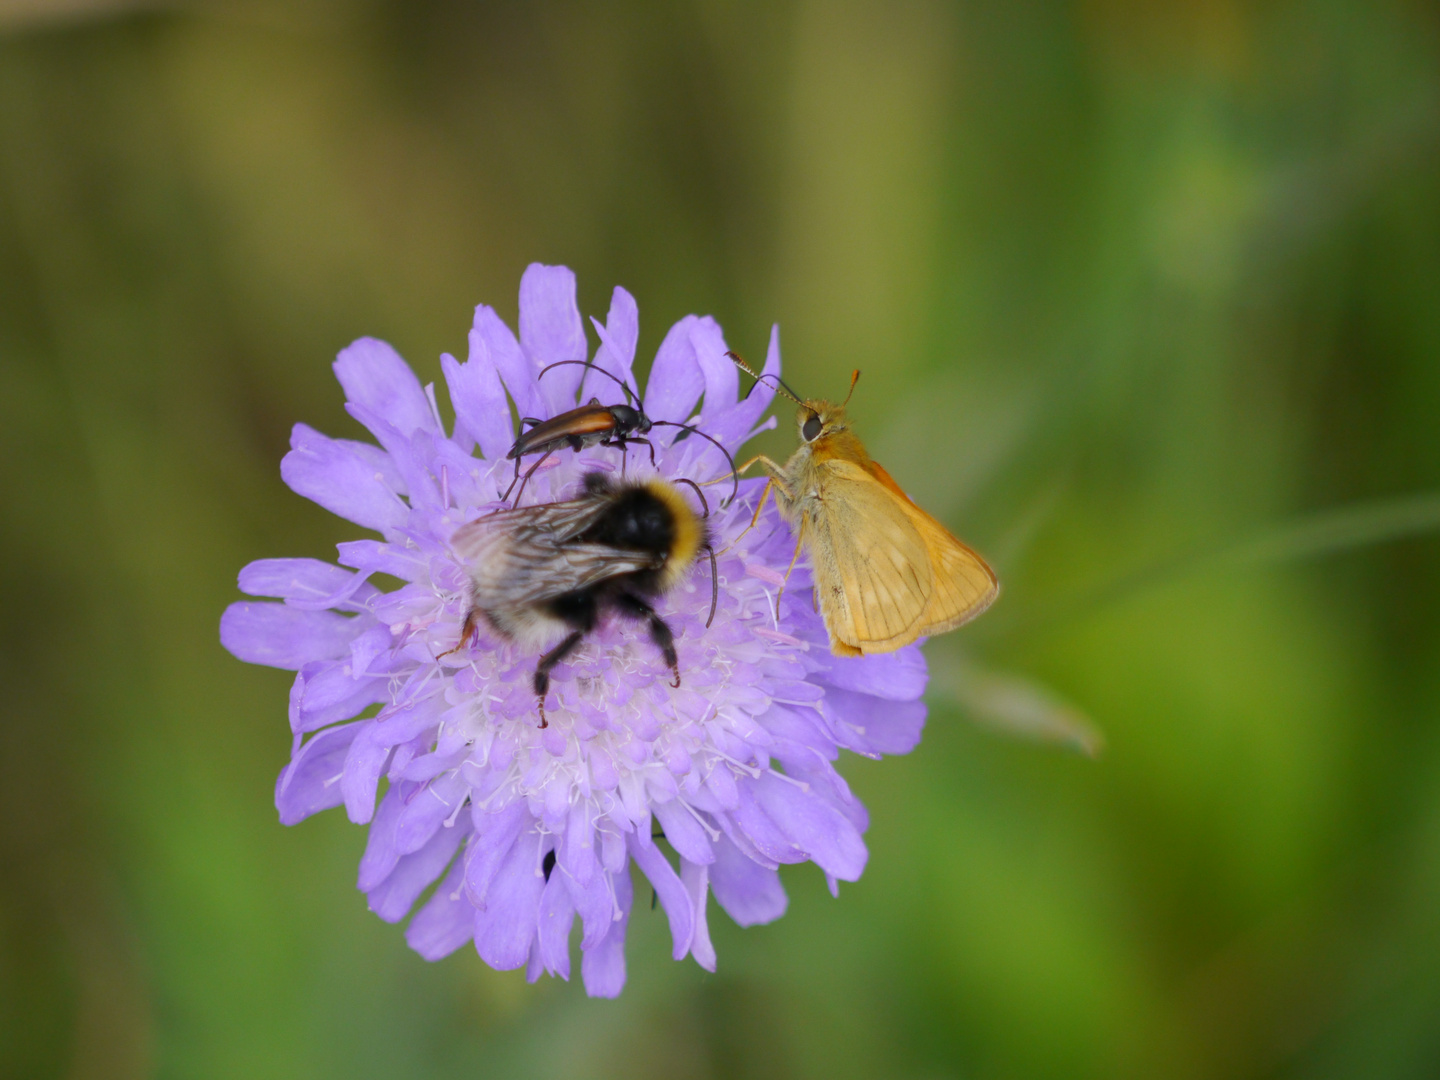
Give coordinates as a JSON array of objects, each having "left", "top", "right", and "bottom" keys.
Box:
[
  {"left": 538, "top": 359, "right": 636, "bottom": 406},
  {"left": 843, "top": 369, "right": 861, "bottom": 406},
  {"left": 726, "top": 350, "right": 803, "bottom": 404},
  {"left": 651, "top": 422, "right": 739, "bottom": 507}
]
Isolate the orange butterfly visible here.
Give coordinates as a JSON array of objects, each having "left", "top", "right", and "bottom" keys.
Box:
[{"left": 731, "top": 354, "right": 998, "bottom": 656}]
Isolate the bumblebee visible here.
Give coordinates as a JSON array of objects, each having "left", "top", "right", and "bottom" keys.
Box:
[{"left": 448, "top": 472, "right": 716, "bottom": 726}]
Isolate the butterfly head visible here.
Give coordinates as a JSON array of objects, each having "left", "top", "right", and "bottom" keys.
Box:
[
  {"left": 724, "top": 350, "right": 862, "bottom": 447},
  {"left": 796, "top": 370, "right": 860, "bottom": 445},
  {"left": 795, "top": 399, "right": 845, "bottom": 443}
]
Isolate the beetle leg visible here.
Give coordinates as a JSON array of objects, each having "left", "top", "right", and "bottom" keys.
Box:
[
  {"left": 633, "top": 437, "right": 656, "bottom": 469},
  {"left": 510, "top": 449, "right": 552, "bottom": 508},
  {"left": 499, "top": 455, "right": 524, "bottom": 503}
]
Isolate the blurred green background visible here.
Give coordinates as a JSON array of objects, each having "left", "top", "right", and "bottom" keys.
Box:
[{"left": 3, "top": 1, "right": 1440, "bottom": 1077}]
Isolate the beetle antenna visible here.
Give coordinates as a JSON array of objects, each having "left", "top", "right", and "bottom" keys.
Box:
[
  {"left": 704, "top": 544, "right": 718, "bottom": 627},
  {"left": 843, "top": 369, "right": 861, "bottom": 406},
  {"left": 651, "top": 421, "right": 739, "bottom": 507},
  {"left": 726, "top": 350, "right": 803, "bottom": 404},
  {"left": 537, "top": 359, "right": 636, "bottom": 407},
  {"left": 672, "top": 476, "right": 710, "bottom": 518}
]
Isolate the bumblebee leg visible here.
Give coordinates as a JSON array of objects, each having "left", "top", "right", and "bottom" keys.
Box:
[
  {"left": 533, "top": 630, "right": 586, "bottom": 728},
  {"left": 436, "top": 608, "right": 480, "bottom": 660},
  {"left": 615, "top": 592, "right": 679, "bottom": 688}
]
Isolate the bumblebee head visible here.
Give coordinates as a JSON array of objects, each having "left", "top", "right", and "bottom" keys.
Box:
[{"left": 637, "top": 478, "right": 706, "bottom": 589}]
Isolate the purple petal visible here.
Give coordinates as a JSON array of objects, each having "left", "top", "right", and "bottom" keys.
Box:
[
  {"left": 465, "top": 801, "right": 529, "bottom": 907},
  {"left": 761, "top": 703, "right": 839, "bottom": 760},
  {"left": 536, "top": 870, "right": 575, "bottom": 979},
  {"left": 280, "top": 424, "right": 408, "bottom": 533},
  {"left": 221, "top": 602, "right": 367, "bottom": 671},
  {"left": 442, "top": 345, "right": 512, "bottom": 463},
  {"left": 643, "top": 316, "right": 705, "bottom": 424},
  {"left": 823, "top": 688, "right": 928, "bottom": 756},
  {"left": 584, "top": 286, "right": 639, "bottom": 401},
  {"left": 628, "top": 835, "right": 694, "bottom": 960},
  {"left": 368, "top": 821, "right": 468, "bottom": 923},
  {"left": 357, "top": 785, "right": 405, "bottom": 891},
  {"left": 705, "top": 323, "right": 781, "bottom": 446},
  {"left": 580, "top": 867, "right": 631, "bottom": 998},
  {"left": 730, "top": 780, "right": 806, "bottom": 865},
  {"left": 341, "top": 695, "right": 447, "bottom": 824},
  {"left": 238, "top": 558, "right": 377, "bottom": 611},
  {"left": 473, "top": 306, "right": 542, "bottom": 422},
  {"left": 783, "top": 759, "right": 869, "bottom": 835},
  {"left": 652, "top": 799, "right": 715, "bottom": 866},
  {"left": 275, "top": 723, "right": 360, "bottom": 825},
  {"left": 519, "top": 264, "right": 586, "bottom": 413},
  {"left": 473, "top": 827, "right": 544, "bottom": 970},
  {"left": 752, "top": 772, "right": 868, "bottom": 882},
  {"left": 333, "top": 337, "right": 438, "bottom": 439},
  {"left": 560, "top": 801, "right": 598, "bottom": 886},
  {"left": 405, "top": 855, "right": 474, "bottom": 961},
  {"left": 710, "top": 833, "right": 788, "bottom": 927},
  {"left": 348, "top": 623, "right": 394, "bottom": 680},
  {"left": 335, "top": 540, "right": 426, "bottom": 581},
  {"left": 344, "top": 404, "right": 441, "bottom": 512},
  {"left": 566, "top": 867, "right": 613, "bottom": 951},
  {"left": 395, "top": 769, "right": 468, "bottom": 855},
  {"left": 288, "top": 661, "right": 387, "bottom": 735},
  {"left": 690, "top": 317, "right": 738, "bottom": 415},
  {"left": 681, "top": 859, "right": 715, "bottom": 972},
  {"left": 809, "top": 645, "right": 927, "bottom": 701}
]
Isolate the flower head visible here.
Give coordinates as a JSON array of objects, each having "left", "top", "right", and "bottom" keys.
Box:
[{"left": 221, "top": 264, "right": 929, "bottom": 996}]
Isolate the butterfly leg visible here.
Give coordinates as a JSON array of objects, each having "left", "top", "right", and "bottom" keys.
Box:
[
  {"left": 533, "top": 630, "right": 586, "bottom": 728},
  {"left": 722, "top": 454, "right": 793, "bottom": 552},
  {"left": 615, "top": 592, "right": 680, "bottom": 688},
  {"left": 773, "top": 528, "right": 805, "bottom": 620}
]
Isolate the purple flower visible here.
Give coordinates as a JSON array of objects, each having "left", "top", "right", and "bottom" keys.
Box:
[{"left": 221, "top": 264, "right": 929, "bottom": 996}]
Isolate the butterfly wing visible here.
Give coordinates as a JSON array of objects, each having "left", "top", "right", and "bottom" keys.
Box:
[
  {"left": 863, "top": 459, "right": 999, "bottom": 635},
  {"left": 804, "top": 457, "right": 999, "bottom": 654},
  {"left": 900, "top": 501, "right": 998, "bottom": 634},
  {"left": 804, "top": 457, "right": 935, "bottom": 654}
]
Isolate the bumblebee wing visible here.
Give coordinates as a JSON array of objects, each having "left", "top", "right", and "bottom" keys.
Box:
[
  {"left": 467, "top": 538, "right": 658, "bottom": 612},
  {"left": 452, "top": 503, "right": 659, "bottom": 612},
  {"left": 804, "top": 457, "right": 934, "bottom": 653},
  {"left": 449, "top": 497, "right": 604, "bottom": 564}
]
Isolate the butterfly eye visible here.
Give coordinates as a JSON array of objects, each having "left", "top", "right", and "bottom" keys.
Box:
[{"left": 802, "top": 414, "right": 822, "bottom": 441}]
